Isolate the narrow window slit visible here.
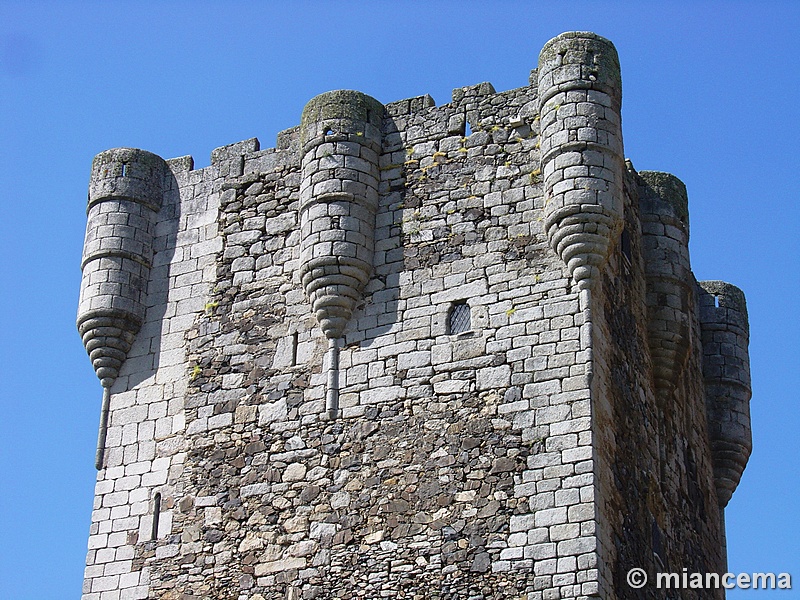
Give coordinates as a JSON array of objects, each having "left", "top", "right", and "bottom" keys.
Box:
[
  {"left": 121, "top": 163, "right": 128, "bottom": 177},
  {"left": 713, "top": 295, "right": 720, "bottom": 307},
  {"left": 290, "top": 331, "right": 299, "bottom": 367},
  {"left": 151, "top": 492, "right": 161, "bottom": 540},
  {"left": 620, "top": 228, "right": 632, "bottom": 265},
  {"left": 651, "top": 519, "right": 666, "bottom": 569}
]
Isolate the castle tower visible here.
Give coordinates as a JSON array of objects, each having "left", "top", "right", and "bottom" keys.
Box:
[{"left": 76, "top": 33, "right": 753, "bottom": 600}]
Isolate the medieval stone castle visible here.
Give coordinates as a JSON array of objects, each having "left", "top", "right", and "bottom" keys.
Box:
[{"left": 77, "top": 32, "right": 752, "bottom": 599}]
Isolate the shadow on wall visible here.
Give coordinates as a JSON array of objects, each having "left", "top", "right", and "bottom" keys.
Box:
[{"left": 125, "top": 166, "right": 181, "bottom": 390}]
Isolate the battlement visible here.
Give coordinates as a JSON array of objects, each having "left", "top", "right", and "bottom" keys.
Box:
[{"left": 77, "top": 32, "right": 751, "bottom": 600}]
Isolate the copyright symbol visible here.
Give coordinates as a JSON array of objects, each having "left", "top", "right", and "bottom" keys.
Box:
[{"left": 627, "top": 568, "right": 647, "bottom": 588}]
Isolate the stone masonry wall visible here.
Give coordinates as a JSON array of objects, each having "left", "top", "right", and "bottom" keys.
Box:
[
  {"left": 81, "top": 151, "right": 219, "bottom": 599},
  {"left": 590, "top": 167, "right": 725, "bottom": 600},
  {"left": 82, "top": 76, "right": 601, "bottom": 600}
]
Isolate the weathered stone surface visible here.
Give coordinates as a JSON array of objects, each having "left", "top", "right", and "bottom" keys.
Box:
[{"left": 282, "top": 463, "right": 307, "bottom": 482}]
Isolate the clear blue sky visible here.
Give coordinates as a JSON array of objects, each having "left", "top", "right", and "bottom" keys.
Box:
[{"left": 1, "top": 1, "right": 797, "bottom": 598}]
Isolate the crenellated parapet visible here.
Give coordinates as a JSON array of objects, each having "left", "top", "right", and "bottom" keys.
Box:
[
  {"left": 77, "top": 148, "right": 166, "bottom": 388},
  {"left": 638, "top": 171, "right": 693, "bottom": 402},
  {"left": 537, "top": 31, "right": 625, "bottom": 290},
  {"left": 698, "top": 281, "right": 752, "bottom": 507},
  {"left": 298, "top": 90, "right": 384, "bottom": 340}
]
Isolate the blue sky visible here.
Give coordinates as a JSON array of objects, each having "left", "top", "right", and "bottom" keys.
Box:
[{"left": 0, "top": 1, "right": 798, "bottom": 597}]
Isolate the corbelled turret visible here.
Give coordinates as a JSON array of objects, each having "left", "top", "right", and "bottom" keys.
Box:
[
  {"left": 537, "top": 31, "right": 625, "bottom": 290},
  {"left": 698, "top": 281, "right": 752, "bottom": 507},
  {"left": 298, "top": 90, "right": 384, "bottom": 417},
  {"left": 299, "top": 90, "right": 383, "bottom": 340},
  {"left": 78, "top": 147, "right": 166, "bottom": 467},
  {"left": 638, "top": 171, "right": 693, "bottom": 402}
]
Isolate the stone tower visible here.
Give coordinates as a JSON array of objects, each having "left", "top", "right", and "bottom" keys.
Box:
[{"left": 77, "top": 32, "right": 752, "bottom": 600}]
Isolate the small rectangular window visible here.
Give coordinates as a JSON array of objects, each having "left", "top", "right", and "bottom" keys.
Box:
[{"left": 449, "top": 302, "right": 471, "bottom": 335}]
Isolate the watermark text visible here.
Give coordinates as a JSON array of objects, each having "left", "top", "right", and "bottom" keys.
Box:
[{"left": 627, "top": 568, "right": 792, "bottom": 590}]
